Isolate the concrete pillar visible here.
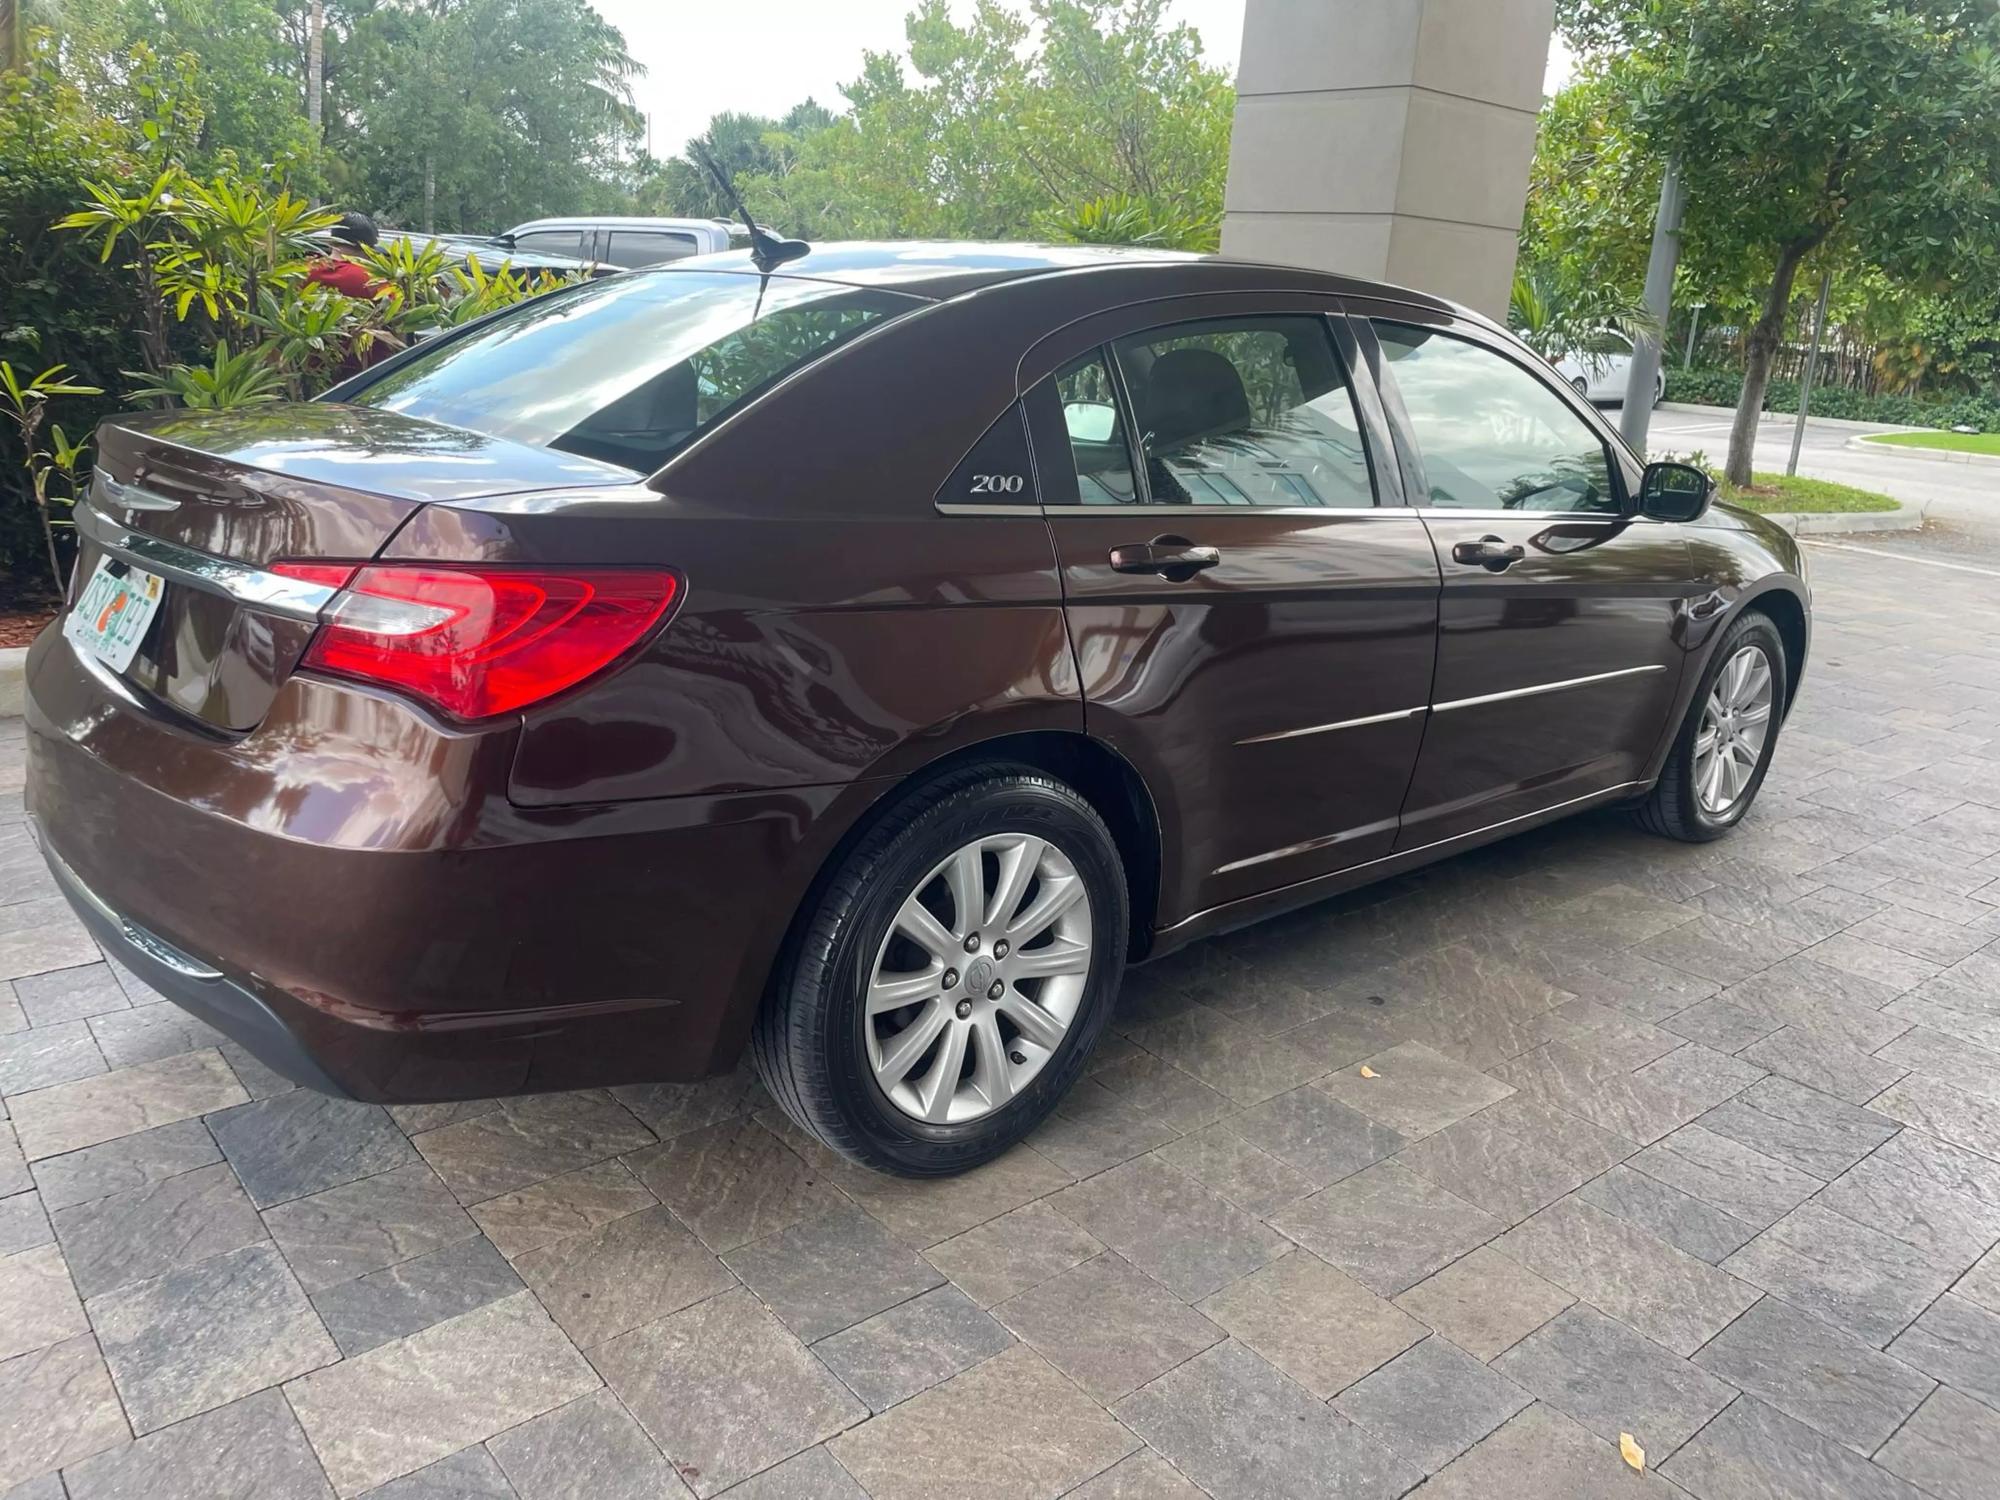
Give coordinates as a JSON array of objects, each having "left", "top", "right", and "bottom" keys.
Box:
[{"left": 1220, "top": 0, "right": 1556, "bottom": 318}]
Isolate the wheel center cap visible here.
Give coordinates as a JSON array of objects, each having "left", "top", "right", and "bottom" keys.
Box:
[{"left": 964, "top": 957, "right": 996, "bottom": 994}]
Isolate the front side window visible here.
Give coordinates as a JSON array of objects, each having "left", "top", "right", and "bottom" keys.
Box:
[
  {"left": 348, "top": 272, "right": 920, "bottom": 474},
  {"left": 603, "top": 230, "right": 700, "bottom": 268},
  {"left": 1375, "top": 323, "right": 1619, "bottom": 513},
  {"left": 1111, "top": 316, "right": 1374, "bottom": 508}
]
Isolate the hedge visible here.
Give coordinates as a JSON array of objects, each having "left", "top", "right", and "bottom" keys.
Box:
[{"left": 1664, "top": 367, "right": 2000, "bottom": 432}]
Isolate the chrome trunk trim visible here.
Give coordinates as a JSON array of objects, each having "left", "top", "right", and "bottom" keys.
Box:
[{"left": 74, "top": 497, "right": 341, "bottom": 623}]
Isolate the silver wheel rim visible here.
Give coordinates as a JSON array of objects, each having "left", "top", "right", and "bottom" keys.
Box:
[
  {"left": 1695, "top": 644, "right": 1775, "bottom": 816},
  {"left": 866, "top": 833, "right": 1093, "bottom": 1125}
]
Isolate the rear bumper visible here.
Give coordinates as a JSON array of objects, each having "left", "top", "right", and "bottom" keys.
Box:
[
  {"left": 24, "top": 627, "right": 870, "bottom": 1103},
  {"left": 38, "top": 829, "right": 354, "bottom": 1097}
]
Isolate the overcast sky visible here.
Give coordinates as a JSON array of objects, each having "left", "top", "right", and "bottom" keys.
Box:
[{"left": 593, "top": 1, "right": 1570, "bottom": 161}]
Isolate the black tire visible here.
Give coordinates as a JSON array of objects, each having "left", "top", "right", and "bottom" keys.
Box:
[
  {"left": 1653, "top": 371, "right": 1667, "bottom": 408},
  {"left": 753, "top": 763, "right": 1128, "bottom": 1177},
  {"left": 1571, "top": 376, "right": 1591, "bottom": 397},
  {"left": 1635, "top": 612, "right": 1788, "bottom": 842}
]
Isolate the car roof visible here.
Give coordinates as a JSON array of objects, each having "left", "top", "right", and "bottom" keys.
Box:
[{"left": 644, "top": 239, "right": 1471, "bottom": 316}]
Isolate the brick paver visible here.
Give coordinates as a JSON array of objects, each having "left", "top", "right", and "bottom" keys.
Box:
[{"left": 4, "top": 539, "right": 2000, "bottom": 1497}]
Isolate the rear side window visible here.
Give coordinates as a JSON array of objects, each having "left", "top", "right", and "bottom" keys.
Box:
[
  {"left": 602, "top": 230, "right": 700, "bottom": 268},
  {"left": 1054, "top": 353, "right": 1139, "bottom": 504},
  {"left": 348, "top": 273, "right": 921, "bottom": 475},
  {"left": 513, "top": 229, "right": 585, "bottom": 257},
  {"left": 1112, "top": 316, "right": 1374, "bottom": 508}
]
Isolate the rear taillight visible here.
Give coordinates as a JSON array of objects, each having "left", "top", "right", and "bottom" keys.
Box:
[{"left": 271, "top": 562, "right": 679, "bottom": 720}]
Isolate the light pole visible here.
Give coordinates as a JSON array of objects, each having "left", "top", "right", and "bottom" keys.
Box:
[
  {"left": 1683, "top": 303, "right": 1706, "bottom": 367},
  {"left": 1787, "top": 268, "right": 1833, "bottom": 478},
  {"left": 1621, "top": 158, "right": 1685, "bottom": 454}
]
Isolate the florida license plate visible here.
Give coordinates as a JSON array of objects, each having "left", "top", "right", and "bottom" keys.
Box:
[{"left": 63, "top": 557, "right": 165, "bottom": 674}]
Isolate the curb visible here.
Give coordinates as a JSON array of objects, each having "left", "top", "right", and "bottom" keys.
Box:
[
  {"left": 1658, "top": 402, "right": 1925, "bottom": 435},
  {"left": 1754, "top": 503, "right": 1924, "bottom": 536},
  {"left": 1848, "top": 433, "right": 2000, "bottom": 468},
  {"left": 0, "top": 647, "right": 25, "bottom": 719}
]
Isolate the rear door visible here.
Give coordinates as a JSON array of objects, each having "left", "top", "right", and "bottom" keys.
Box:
[
  {"left": 1353, "top": 307, "right": 1693, "bottom": 848},
  {"left": 1027, "top": 299, "right": 1440, "bottom": 924}
]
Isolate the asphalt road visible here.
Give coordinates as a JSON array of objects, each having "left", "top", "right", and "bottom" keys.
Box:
[{"left": 1611, "top": 401, "right": 2000, "bottom": 567}]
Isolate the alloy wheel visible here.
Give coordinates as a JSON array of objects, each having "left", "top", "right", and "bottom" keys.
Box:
[
  {"left": 865, "top": 833, "right": 1093, "bottom": 1124},
  {"left": 1694, "top": 644, "right": 1775, "bottom": 815}
]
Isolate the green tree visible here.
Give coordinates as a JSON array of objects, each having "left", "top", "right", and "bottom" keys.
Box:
[
  {"left": 707, "top": 0, "right": 1232, "bottom": 246},
  {"left": 1569, "top": 1, "right": 2000, "bottom": 486}
]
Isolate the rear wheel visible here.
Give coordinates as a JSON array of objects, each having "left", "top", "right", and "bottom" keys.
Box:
[
  {"left": 1654, "top": 370, "right": 1667, "bottom": 407},
  {"left": 1571, "top": 375, "right": 1591, "bottom": 398},
  {"left": 754, "top": 765, "right": 1127, "bottom": 1176},
  {"left": 1635, "top": 613, "right": 1787, "bottom": 842}
]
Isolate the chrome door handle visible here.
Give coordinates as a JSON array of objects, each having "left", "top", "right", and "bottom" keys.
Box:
[
  {"left": 1109, "top": 537, "right": 1221, "bottom": 581},
  {"left": 1451, "top": 535, "right": 1525, "bottom": 572}
]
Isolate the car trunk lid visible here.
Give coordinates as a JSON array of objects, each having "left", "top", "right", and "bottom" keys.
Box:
[{"left": 73, "top": 403, "right": 636, "bottom": 732}]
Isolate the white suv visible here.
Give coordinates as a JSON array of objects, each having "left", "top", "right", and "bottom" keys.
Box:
[{"left": 499, "top": 216, "right": 740, "bottom": 269}]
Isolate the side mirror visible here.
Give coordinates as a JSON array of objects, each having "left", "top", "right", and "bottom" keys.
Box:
[
  {"left": 1638, "top": 461, "right": 1713, "bottom": 523},
  {"left": 1063, "top": 402, "right": 1118, "bottom": 443}
]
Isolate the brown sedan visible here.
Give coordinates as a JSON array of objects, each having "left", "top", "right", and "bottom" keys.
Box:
[{"left": 26, "top": 244, "right": 1809, "bottom": 1175}]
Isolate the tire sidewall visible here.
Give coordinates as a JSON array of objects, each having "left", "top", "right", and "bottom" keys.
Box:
[
  {"left": 809, "top": 776, "right": 1126, "bottom": 1172},
  {"left": 1674, "top": 614, "right": 1787, "bottom": 835}
]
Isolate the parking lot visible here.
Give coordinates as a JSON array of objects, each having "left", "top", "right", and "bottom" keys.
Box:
[{"left": 4, "top": 531, "right": 2000, "bottom": 1499}]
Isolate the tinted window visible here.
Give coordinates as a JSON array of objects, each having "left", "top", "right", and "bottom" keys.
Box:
[
  {"left": 1110, "top": 317, "right": 1373, "bottom": 507},
  {"left": 350, "top": 273, "right": 919, "bottom": 474},
  {"left": 603, "top": 230, "right": 700, "bottom": 268},
  {"left": 1375, "top": 323, "right": 1618, "bottom": 513},
  {"left": 1055, "top": 353, "right": 1138, "bottom": 505},
  {"left": 513, "top": 229, "right": 585, "bottom": 257}
]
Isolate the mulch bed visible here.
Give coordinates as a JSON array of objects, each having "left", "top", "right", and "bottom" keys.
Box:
[{"left": 0, "top": 607, "right": 57, "bottom": 649}]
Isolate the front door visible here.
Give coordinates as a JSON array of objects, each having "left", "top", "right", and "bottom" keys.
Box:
[
  {"left": 1357, "top": 310, "right": 1695, "bottom": 849},
  {"left": 1028, "top": 307, "right": 1440, "bottom": 924}
]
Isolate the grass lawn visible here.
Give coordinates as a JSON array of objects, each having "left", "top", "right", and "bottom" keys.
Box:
[
  {"left": 1719, "top": 472, "right": 1901, "bottom": 514},
  {"left": 1863, "top": 429, "right": 2000, "bottom": 455}
]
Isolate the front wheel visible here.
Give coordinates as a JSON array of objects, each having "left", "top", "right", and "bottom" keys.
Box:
[
  {"left": 754, "top": 766, "right": 1127, "bottom": 1176},
  {"left": 1635, "top": 613, "right": 1787, "bottom": 842}
]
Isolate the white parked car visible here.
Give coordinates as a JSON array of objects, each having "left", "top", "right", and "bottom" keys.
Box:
[
  {"left": 498, "top": 216, "right": 741, "bottom": 269},
  {"left": 1555, "top": 328, "right": 1666, "bottom": 406}
]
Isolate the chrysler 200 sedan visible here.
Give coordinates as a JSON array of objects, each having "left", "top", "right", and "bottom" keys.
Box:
[{"left": 26, "top": 243, "right": 1809, "bottom": 1176}]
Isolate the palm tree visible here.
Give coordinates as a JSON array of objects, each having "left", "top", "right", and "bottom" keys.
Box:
[{"left": 1509, "top": 265, "right": 1661, "bottom": 361}]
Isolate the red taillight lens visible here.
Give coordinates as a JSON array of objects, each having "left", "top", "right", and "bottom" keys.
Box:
[{"left": 271, "top": 563, "right": 679, "bottom": 720}]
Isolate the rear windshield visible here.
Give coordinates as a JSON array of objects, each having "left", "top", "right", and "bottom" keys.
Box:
[{"left": 347, "top": 272, "right": 921, "bottom": 475}]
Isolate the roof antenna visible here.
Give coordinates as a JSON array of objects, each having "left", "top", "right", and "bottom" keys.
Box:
[{"left": 689, "top": 142, "right": 809, "bottom": 274}]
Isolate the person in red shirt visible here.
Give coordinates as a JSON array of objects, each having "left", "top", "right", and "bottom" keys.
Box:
[{"left": 307, "top": 213, "right": 382, "bottom": 298}]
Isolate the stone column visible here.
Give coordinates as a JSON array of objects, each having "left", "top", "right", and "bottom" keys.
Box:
[{"left": 1220, "top": 0, "right": 1556, "bottom": 318}]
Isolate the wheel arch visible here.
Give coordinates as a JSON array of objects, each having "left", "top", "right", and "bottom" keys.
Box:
[
  {"left": 777, "top": 730, "right": 1163, "bottom": 997},
  {"left": 1735, "top": 580, "right": 1810, "bottom": 711}
]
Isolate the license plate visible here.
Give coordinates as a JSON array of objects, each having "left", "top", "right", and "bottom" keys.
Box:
[{"left": 63, "top": 557, "right": 165, "bottom": 674}]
